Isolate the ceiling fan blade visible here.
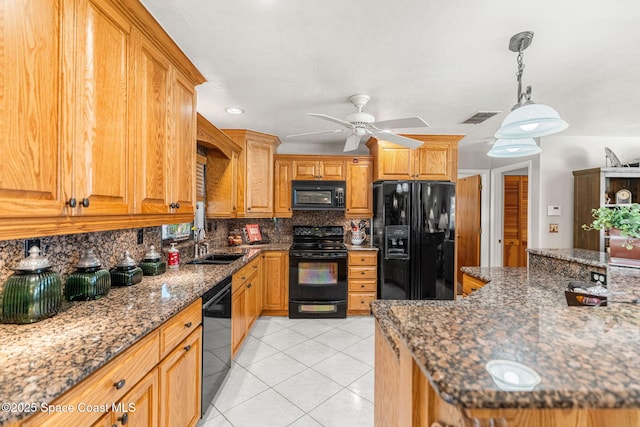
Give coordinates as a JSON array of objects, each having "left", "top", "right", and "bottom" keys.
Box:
[
  {"left": 307, "top": 113, "right": 355, "bottom": 128},
  {"left": 286, "top": 128, "right": 347, "bottom": 138},
  {"left": 371, "top": 116, "right": 430, "bottom": 130},
  {"left": 343, "top": 133, "right": 362, "bottom": 152},
  {"left": 373, "top": 131, "right": 424, "bottom": 149}
]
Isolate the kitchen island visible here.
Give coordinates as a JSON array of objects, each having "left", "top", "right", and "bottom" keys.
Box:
[{"left": 372, "top": 249, "right": 640, "bottom": 426}]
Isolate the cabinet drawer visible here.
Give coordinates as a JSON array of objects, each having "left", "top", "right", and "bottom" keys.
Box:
[
  {"left": 23, "top": 330, "right": 160, "bottom": 427},
  {"left": 348, "top": 279, "right": 377, "bottom": 292},
  {"left": 348, "top": 292, "right": 377, "bottom": 311},
  {"left": 348, "top": 266, "right": 377, "bottom": 280},
  {"left": 160, "top": 299, "right": 202, "bottom": 359},
  {"left": 462, "top": 274, "right": 487, "bottom": 296},
  {"left": 233, "top": 258, "right": 259, "bottom": 294},
  {"left": 348, "top": 251, "right": 377, "bottom": 266}
]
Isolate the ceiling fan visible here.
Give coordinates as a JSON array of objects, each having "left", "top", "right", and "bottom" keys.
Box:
[{"left": 287, "top": 94, "right": 430, "bottom": 152}]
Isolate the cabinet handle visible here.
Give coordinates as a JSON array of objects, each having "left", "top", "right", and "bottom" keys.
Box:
[
  {"left": 241, "top": 276, "right": 246, "bottom": 280},
  {"left": 81, "top": 198, "right": 90, "bottom": 208},
  {"left": 114, "top": 379, "right": 126, "bottom": 390},
  {"left": 247, "top": 283, "right": 252, "bottom": 289},
  {"left": 247, "top": 207, "right": 251, "bottom": 211},
  {"left": 170, "top": 203, "right": 176, "bottom": 209},
  {"left": 175, "top": 202, "right": 180, "bottom": 209},
  {"left": 361, "top": 284, "right": 365, "bottom": 288},
  {"left": 185, "top": 321, "right": 192, "bottom": 328},
  {"left": 67, "top": 198, "right": 77, "bottom": 208},
  {"left": 184, "top": 344, "right": 192, "bottom": 352},
  {"left": 471, "top": 287, "right": 478, "bottom": 292},
  {"left": 361, "top": 271, "right": 365, "bottom": 275},
  {"left": 118, "top": 413, "right": 129, "bottom": 425},
  {"left": 360, "top": 258, "right": 365, "bottom": 262}
]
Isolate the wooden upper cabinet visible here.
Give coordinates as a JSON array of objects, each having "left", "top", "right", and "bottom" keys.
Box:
[
  {"left": 367, "top": 135, "right": 462, "bottom": 182},
  {"left": 198, "top": 115, "right": 242, "bottom": 218},
  {"left": 345, "top": 157, "right": 373, "bottom": 218},
  {"left": 68, "top": 0, "right": 135, "bottom": 216},
  {"left": 223, "top": 130, "right": 280, "bottom": 217},
  {"left": 292, "top": 158, "right": 346, "bottom": 180},
  {"left": 274, "top": 157, "right": 293, "bottom": 217},
  {"left": 0, "top": 0, "right": 64, "bottom": 218}
]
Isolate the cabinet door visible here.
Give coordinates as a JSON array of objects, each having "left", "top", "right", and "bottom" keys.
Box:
[
  {"left": 135, "top": 37, "right": 171, "bottom": 214},
  {"left": 113, "top": 368, "right": 158, "bottom": 427},
  {"left": 320, "top": 159, "right": 346, "bottom": 180},
  {"left": 292, "top": 160, "right": 319, "bottom": 180},
  {"left": 346, "top": 158, "right": 373, "bottom": 218},
  {"left": 262, "top": 252, "right": 289, "bottom": 314},
  {"left": 0, "top": 0, "right": 64, "bottom": 217},
  {"left": 274, "top": 159, "right": 293, "bottom": 217},
  {"left": 159, "top": 327, "right": 202, "bottom": 427},
  {"left": 377, "top": 144, "right": 414, "bottom": 180},
  {"left": 231, "top": 287, "right": 246, "bottom": 357},
  {"left": 206, "top": 149, "right": 238, "bottom": 218},
  {"left": 170, "top": 71, "right": 196, "bottom": 214},
  {"left": 245, "top": 139, "right": 274, "bottom": 214},
  {"left": 414, "top": 143, "right": 451, "bottom": 180},
  {"left": 69, "top": 0, "right": 134, "bottom": 216}
]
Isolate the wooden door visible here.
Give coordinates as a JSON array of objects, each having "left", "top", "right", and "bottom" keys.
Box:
[
  {"left": 456, "top": 175, "right": 481, "bottom": 285},
  {"left": 273, "top": 159, "right": 293, "bottom": 217},
  {"left": 115, "top": 368, "right": 158, "bottom": 427},
  {"left": 70, "top": 0, "right": 134, "bottom": 216},
  {"left": 135, "top": 36, "right": 171, "bottom": 214},
  {"left": 346, "top": 158, "right": 373, "bottom": 217},
  {"left": 0, "top": 0, "right": 64, "bottom": 217},
  {"left": 170, "top": 71, "right": 196, "bottom": 214},
  {"left": 245, "top": 138, "right": 273, "bottom": 214},
  {"left": 414, "top": 144, "right": 451, "bottom": 181},
  {"left": 292, "top": 160, "right": 319, "bottom": 180},
  {"left": 503, "top": 175, "right": 528, "bottom": 267},
  {"left": 159, "top": 328, "right": 202, "bottom": 427},
  {"left": 573, "top": 168, "right": 601, "bottom": 250},
  {"left": 320, "top": 159, "right": 346, "bottom": 180},
  {"left": 262, "top": 251, "right": 289, "bottom": 314}
]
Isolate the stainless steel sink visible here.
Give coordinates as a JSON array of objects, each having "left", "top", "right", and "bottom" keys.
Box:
[{"left": 186, "top": 253, "right": 244, "bottom": 265}]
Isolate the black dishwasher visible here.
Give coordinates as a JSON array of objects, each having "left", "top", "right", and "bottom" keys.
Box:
[{"left": 201, "top": 276, "right": 232, "bottom": 417}]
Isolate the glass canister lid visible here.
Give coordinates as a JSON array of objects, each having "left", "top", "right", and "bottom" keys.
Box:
[
  {"left": 15, "top": 246, "right": 52, "bottom": 272},
  {"left": 142, "top": 245, "right": 161, "bottom": 261},
  {"left": 115, "top": 250, "right": 138, "bottom": 268},
  {"left": 75, "top": 249, "right": 102, "bottom": 269}
]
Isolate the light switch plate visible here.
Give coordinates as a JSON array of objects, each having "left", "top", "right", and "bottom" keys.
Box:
[{"left": 547, "top": 205, "right": 561, "bottom": 216}]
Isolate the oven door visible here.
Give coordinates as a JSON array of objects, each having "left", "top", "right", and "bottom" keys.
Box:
[{"left": 289, "top": 252, "right": 347, "bottom": 301}]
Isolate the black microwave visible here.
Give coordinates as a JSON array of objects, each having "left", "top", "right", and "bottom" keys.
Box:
[{"left": 291, "top": 180, "right": 346, "bottom": 210}]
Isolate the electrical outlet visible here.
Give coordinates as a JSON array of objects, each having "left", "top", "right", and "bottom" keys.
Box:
[
  {"left": 590, "top": 271, "right": 607, "bottom": 285},
  {"left": 25, "top": 239, "right": 41, "bottom": 257},
  {"left": 549, "top": 223, "right": 559, "bottom": 233},
  {"left": 137, "top": 229, "right": 144, "bottom": 244}
]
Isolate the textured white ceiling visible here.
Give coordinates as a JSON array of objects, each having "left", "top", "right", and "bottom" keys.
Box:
[{"left": 141, "top": 0, "right": 640, "bottom": 155}]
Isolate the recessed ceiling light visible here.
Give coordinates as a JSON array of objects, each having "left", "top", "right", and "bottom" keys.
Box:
[{"left": 225, "top": 107, "right": 244, "bottom": 115}]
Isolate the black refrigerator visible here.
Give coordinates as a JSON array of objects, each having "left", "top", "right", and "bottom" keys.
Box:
[{"left": 372, "top": 181, "right": 456, "bottom": 300}]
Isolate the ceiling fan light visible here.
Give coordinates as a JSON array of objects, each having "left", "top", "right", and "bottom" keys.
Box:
[
  {"left": 495, "top": 103, "right": 568, "bottom": 139},
  {"left": 487, "top": 138, "right": 541, "bottom": 158}
]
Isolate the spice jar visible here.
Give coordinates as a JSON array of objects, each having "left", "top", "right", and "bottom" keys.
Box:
[
  {"left": 140, "top": 245, "right": 166, "bottom": 276},
  {"left": 65, "top": 249, "right": 111, "bottom": 301},
  {"left": 1, "top": 246, "right": 63, "bottom": 324},
  {"left": 110, "top": 250, "right": 143, "bottom": 286}
]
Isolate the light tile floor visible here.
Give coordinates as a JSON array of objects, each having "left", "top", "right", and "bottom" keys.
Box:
[{"left": 199, "top": 316, "right": 375, "bottom": 427}]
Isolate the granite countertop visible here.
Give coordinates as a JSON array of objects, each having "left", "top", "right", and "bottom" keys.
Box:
[
  {"left": 527, "top": 247, "right": 609, "bottom": 268},
  {"left": 371, "top": 260, "right": 640, "bottom": 410},
  {"left": 0, "top": 244, "right": 293, "bottom": 425}
]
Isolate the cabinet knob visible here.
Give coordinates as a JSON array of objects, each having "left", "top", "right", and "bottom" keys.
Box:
[
  {"left": 184, "top": 344, "right": 192, "bottom": 352},
  {"left": 185, "top": 321, "right": 192, "bottom": 328},
  {"left": 361, "top": 271, "right": 365, "bottom": 275},
  {"left": 114, "top": 379, "right": 126, "bottom": 390},
  {"left": 361, "top": 284, "right": 365, "bottom": 288},
  {"left": 175, "top": 202, "right": 180, "bottom": 209},
  {"left": 170, "top": 203, "right": 176, "bottom": 209},
  {"left": 81, "top": 198, "right": 90, "bottom": 208},
  {"left": 247, "top": 207, "right": 251, "bottom": 211},
  {"left": 247, "top": 283, "right": 252, "bottom": 289},
  {"left": 118, "top": 413, "right": 129, "bottom": 425},
  {"left": 67, "top": 198, "right": 77, "bottom": 208}
]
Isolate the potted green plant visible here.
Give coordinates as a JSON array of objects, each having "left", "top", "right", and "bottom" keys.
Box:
[{"left": 583, "top": 203, "right": 640, "bottom": 267}]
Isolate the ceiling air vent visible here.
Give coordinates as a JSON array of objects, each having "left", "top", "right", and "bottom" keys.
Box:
[{"left": 461, "top": 111, "right": 500, "bottom": 124}]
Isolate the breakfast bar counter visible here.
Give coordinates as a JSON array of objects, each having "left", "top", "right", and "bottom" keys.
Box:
[{"left": 372, "top": 250, "right": 640, "bottom": 426}]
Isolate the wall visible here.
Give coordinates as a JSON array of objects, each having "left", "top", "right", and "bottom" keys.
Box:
[{"left": 536, "top": 136, "right": 640, "bottom": 249}]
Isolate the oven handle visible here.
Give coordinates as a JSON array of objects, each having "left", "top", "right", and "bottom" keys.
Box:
[{"left": 289, "top": 252, "right": 348, "bottom": 259}]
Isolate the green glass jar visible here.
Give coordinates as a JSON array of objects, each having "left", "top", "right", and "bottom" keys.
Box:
[
  {"left": 140, "top": 245, "right": 166, "bottom": 276},
  {"left": 65, "top": 249, "right": 111, "bottom": 301},
  {"left": 1, "top": 246, "right": 63, "bottom": 324},
  {"left": 110, "top": 250, "right": 143, "bottom": 286}
]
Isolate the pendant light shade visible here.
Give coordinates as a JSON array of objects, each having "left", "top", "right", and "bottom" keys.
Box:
[
  {"left": 487, "top": 138, "right": 541, "bottom": 158},
  {"left": 495, "top": 103, "right": 568, "bottom": 139}
]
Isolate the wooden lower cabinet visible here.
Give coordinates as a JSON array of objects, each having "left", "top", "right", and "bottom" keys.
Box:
[
  {"left": 232, "top": 257, "right": 263, "bottom": 357},
  {"left": 261, "top": 251, "right": 289, "bottom": 316},
  {"left": 159, "top": 327, "right": 202, "bottom": 427},
  {"left": 461, "top": 273, "right": 488, "bottom": 297},
  {"left": 22, "top": 300, "right": 202, "bottom": 427},
  {"left": 348, "top": 251, "right": 378, "bottom": 315}
]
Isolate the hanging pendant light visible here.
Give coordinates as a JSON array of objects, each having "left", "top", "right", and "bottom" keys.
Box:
[
  {"left": 490, "top": 31, "right": 568, "bottom": 155},
  {"left": 487, "top": 138, "right": 541, "bottom": 158}
]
